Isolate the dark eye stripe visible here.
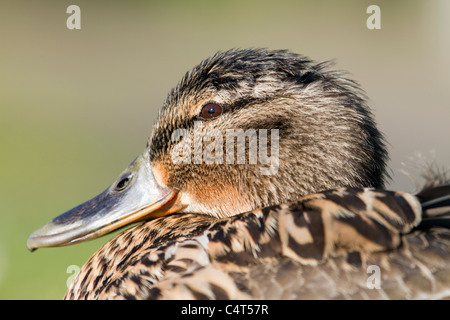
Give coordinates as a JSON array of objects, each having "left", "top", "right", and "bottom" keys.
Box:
[{"left": 200, "top": 103, "right": 223, "bottom": 119}]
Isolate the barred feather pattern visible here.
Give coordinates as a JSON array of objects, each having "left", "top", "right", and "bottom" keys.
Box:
[{"left": 65, "top": 188, "right": 450, "bottom": 300}]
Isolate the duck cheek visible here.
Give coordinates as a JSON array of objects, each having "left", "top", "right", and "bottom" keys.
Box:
[
  {"left": 178, "top": 183, "right": 254, "bottom": 218},
  {"left": 151, "top": 161, "right": 171, "bottom": 188}
]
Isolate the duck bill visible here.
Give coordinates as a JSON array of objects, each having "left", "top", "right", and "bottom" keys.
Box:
[{"left": 27, "top": 150, "right": 181, "bottom": 251}]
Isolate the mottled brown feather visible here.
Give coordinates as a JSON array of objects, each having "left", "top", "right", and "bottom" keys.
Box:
[{"left": 66, "top": 188, "right": 450, "bottom": 300}]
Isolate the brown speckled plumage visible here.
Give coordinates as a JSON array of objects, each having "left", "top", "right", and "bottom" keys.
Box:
[
  {"left": 148, "top": 49, "right": 388, "bottom": 218},
  {"left": 29, "top": 48, "right": 450, "bottom": 299},
  {"left": 65, "top": 188, "right": 450, "bottom": 299}
]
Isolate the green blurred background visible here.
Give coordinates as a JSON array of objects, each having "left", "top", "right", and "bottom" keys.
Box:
[{"left": 0, "top": 0, "right": 449, "bottom": 299}]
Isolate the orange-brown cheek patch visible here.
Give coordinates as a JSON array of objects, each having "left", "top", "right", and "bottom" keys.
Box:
[
  {"left": 152, "top": 162, "right": 170, "bottom": 187},
  {"left": 184, "top": 182, "right": 254, "bottom": 217}
]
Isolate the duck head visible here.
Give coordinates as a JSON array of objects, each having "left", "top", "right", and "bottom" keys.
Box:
[{"left": 27, "top": 48, "right": 388, "bottom": 250}]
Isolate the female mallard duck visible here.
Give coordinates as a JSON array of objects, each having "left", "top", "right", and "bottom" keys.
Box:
[{"left": 27, "top": 48, "right": 450, "bottom": 299}]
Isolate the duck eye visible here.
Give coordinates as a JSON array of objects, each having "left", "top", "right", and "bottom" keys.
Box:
[{"left": 200, "top": 103, "right": 223, "bottom": 120}]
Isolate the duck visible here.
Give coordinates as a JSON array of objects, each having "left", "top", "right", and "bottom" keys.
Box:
[{"left": 27, "top": 48, "right": 450, "bottom": 300}]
